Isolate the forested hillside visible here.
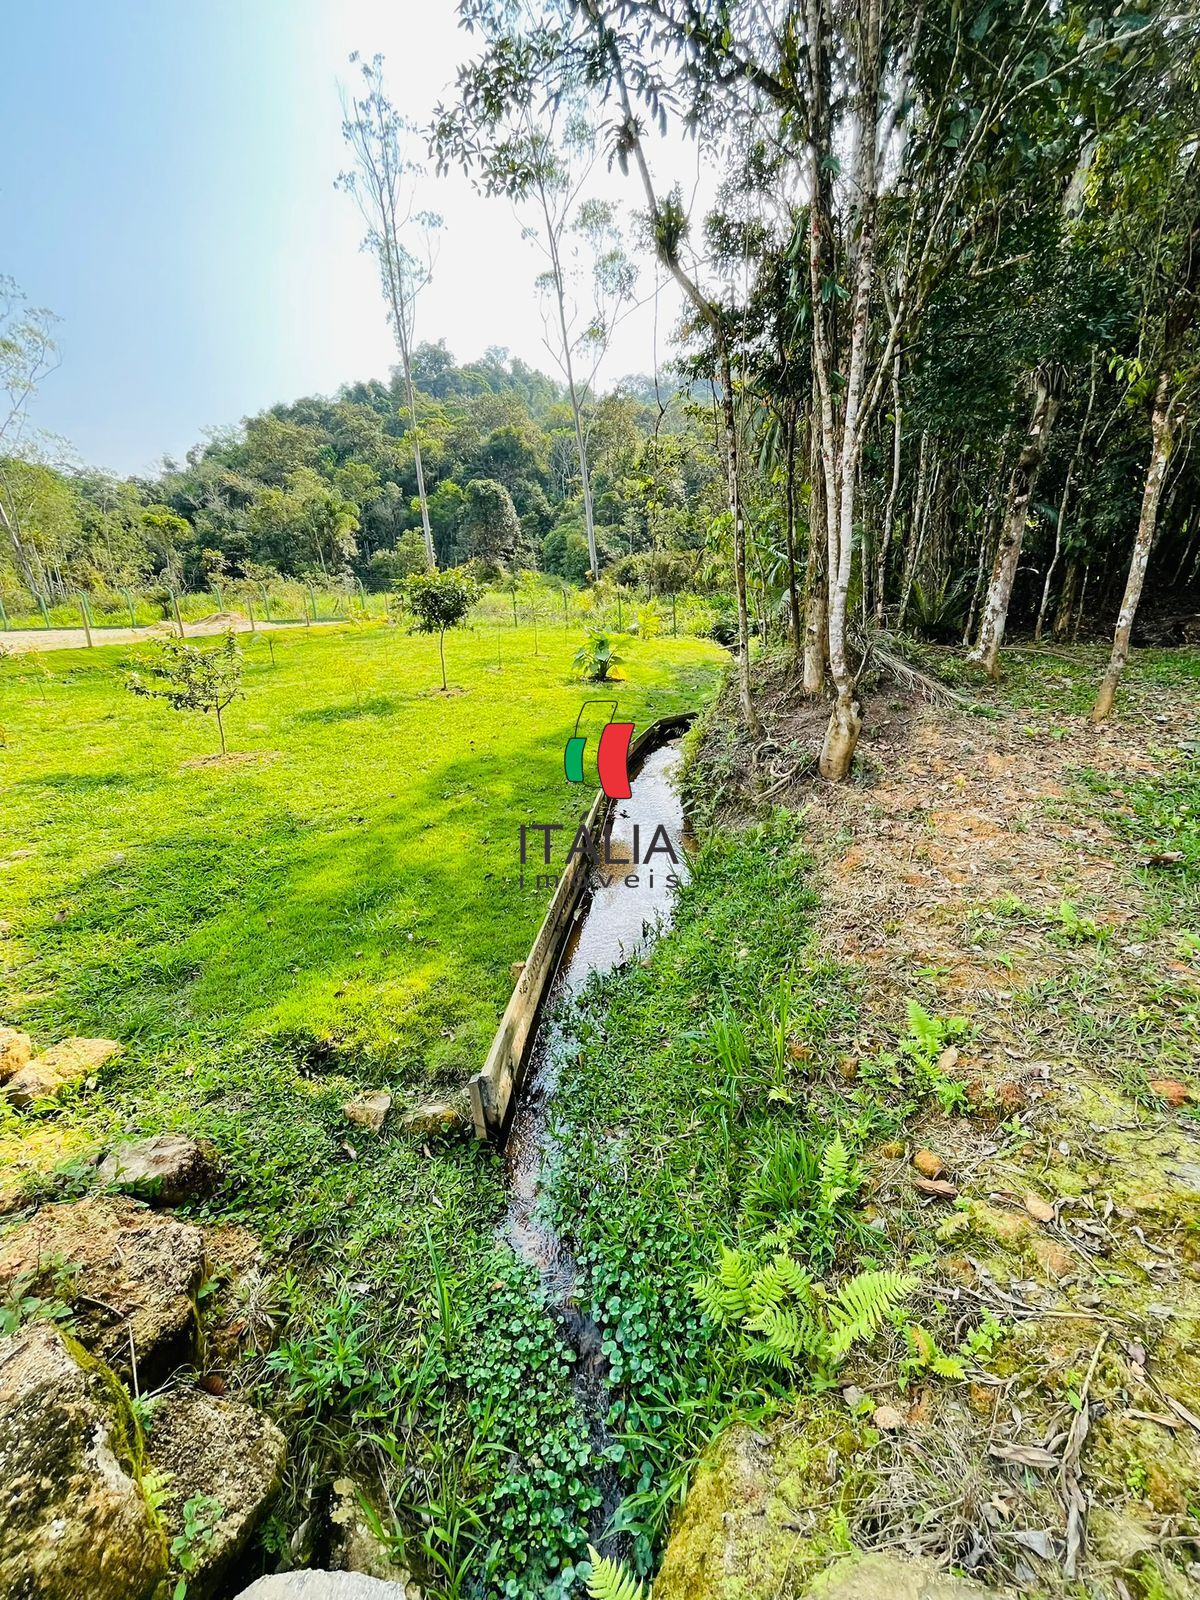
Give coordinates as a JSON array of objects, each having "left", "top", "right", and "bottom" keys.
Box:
[{"left": 0, "top": 332, "right": 723, "bottom": 603}]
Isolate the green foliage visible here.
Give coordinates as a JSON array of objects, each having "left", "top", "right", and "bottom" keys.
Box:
[
  {"left": 692, "top": 1239, "right": 915, "bottom": 1374},
  {"left": 169, "top": 1493, "right": 224, "bottom": 1600},
  {"left": 0, "top": 1258, "right": 77, "bottom": 1338},
  {"left": 127, "top": 631, "right": 243, "bottom": 754},
  {"left": 586, "top": 1547, "right": 647, "bottom": 1600},
  {"left": 898, "top": 1323, "right": 967, "bottom": 1386},
  {"left": 402, "top": 566, "right": 481, "bottom": 689},
  {"left": 866, "top": 1001, "right": 969, "bottom": 1114},
  {"left": 573, "top": 629, "right": 624, "bottom": 682}
]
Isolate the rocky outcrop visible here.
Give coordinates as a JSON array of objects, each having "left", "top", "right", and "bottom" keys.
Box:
[
  {"left": 233, "top": 1576, "right": 410, "bottom": 1598},
  {"left": 0, "top": 1026, "right": 32, "bottom": 1082},
  {"left": 807, "top": 1554, "right": 1007, "bottom": 1599},
  {"left": 146, "top": 1388, "right": 286, "bottom": 1598},
  {"left": 0, "top": 1322, "right": 168, "bottom": 1600},
  {"left": 329, "top": 1475, "right": 414, "bottom": 1585},
  {"left": 343, "top": 1091, "right": 393, "bottom": 1133},
  {"left": 5, "top": 1036, "right": 121, "bottom": 1108},
  {"left": 0, "top": 1196, "right": 205, "bottom": 1381},
  {"left": 96, "top": 1132, "right": 220, "bottom": 1206},
  {"left": 399, "top": 1097, "right": 469, "bottom": 1137}
]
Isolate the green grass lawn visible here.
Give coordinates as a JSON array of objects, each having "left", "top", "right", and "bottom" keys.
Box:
[
  {"left": 0, "top": 620, "right": 721, "bottom": 1099},
  {"left": 0, "top": 618, "right": 724, "bottom": 1597}
]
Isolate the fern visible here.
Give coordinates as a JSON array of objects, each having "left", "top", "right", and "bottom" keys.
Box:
[
  {"left": 690, "top": 1244, "right": 755, "bottom": 1325},
  {"left": 899, "top": 1321, "right": 967, "bottom": 1385},
  {"left": 586, "top": 1545, "right": 647, "bottom": 1600},
  {"left": 818, "top": 1133, "right": 862, "bottom": 1211},
  {"left": 826, "top": 1270, "right": 917, "bottom": 1361},
  {"left": 693, "top": 1244, "right": 915, "bottom": 1376}
]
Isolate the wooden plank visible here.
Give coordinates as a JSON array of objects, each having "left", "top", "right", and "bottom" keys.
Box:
[{"left": 468, "top": 711, "right": 695, "bottom": 1142}]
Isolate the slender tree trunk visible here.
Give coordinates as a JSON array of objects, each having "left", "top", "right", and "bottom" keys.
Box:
[
  {"left": 971, "top": 370, "right": 1062, "bottom": 676},
  {"left": 1091, "top": 371, "right": 1174, "bottom": 721},
  {"left": 586, "top": 0, "right": 758, "bottom": 736},
  {"left": 784, "top": 406, "right": 803, "bottom": 657},
  {"left": 803, "top": 419, "right": 827, "bottom": 694},
  {"left": 542, "top": 192, "right": 600, "bottom": 581},
  {"left": 439, "top": 627, "right": 448, "bottom": 692},
  {"left": 398, "top": 333, "right": 436, "bottom": 569},
  {"left": 875, "top": 340, "right": 903, "bottom": 624},
  {"left": 718, "top": 342, "right": 760, "bottom": 734},
  {"left": 897, "top": 434, "right": 934, "bottom": 629},
  {"left": 1053, "top": 560, "right": 1079, "bottom": 641},
  {"left": 216, "top": 704, "right": 227, "bottom": 756}
]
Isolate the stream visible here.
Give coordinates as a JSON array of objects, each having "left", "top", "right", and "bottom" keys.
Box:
[{"left": 501, "top": 739, "right": 693, "bottom": 1547}]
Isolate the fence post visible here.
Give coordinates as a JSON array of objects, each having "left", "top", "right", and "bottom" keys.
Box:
[
  {"left": 258, "top": 583, "right": 272, "bottom": 623},
  {"left": 561, "top": 587, "right": 569, "bottom": 630},
  {"left": 170, "top": 591, "right": 184, "bottom": 637},
  {"left": 246, "top": 594, "right": 256, "bottom": 630},
  {"left": 77, "top": 594, "right": 94, "bottom": 648},
  {"left": 511, "top": 588, "right": 518, "bottom": 627}
]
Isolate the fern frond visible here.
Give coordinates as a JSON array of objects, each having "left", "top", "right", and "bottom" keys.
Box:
[
  {"left": 586, "top": 1546, "right": 647, "bottom": 1600},
  {"left": 746, "top": 1259, "right": 791, "bottom": 1314},
  {"left": 744, "top": 1334, "right": 797, "bottom": 1371},
  {"left": 818, "top": 1133, "right": 862, "bottom": 1208},
  {"left": 771, "top": 1253, "right": 815, "bottom": 1303},
  {"left": 827, "top": 1270, "right": 916, "bottom": 1361},
  {"left": 746, "top": 1301, "right": 825, "bottom": 1362},
  {"left": 692, "top": 1244, "right": 756, "bottom": 1324}
]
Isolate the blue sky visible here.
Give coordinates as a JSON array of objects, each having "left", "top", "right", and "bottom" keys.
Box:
[{"left": 4, "top": 0, "right": 702, "bottom": 477}]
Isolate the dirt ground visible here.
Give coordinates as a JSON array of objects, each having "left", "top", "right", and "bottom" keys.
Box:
[
  {"left": 679, "top": 656, "right": 1200, "bottom": 1598},
  {"left": 0, "top": 614, "right": 309, "bottom": 653}
]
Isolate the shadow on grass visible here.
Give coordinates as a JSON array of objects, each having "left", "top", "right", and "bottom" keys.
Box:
[{"left": 293, "top": 696, "right": 402, "bottom": 724}]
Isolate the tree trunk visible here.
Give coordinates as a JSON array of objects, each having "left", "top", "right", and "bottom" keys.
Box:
[
  {"left": 718, "top": 342, "right": 760, "bottom": 735},
  {"left": 1090, "top": 371, "right": 1173, "bottom": 721},
  {"left": 1052, "top": 559, "right": 1078, "bottom": 641},
  {"left": 874, "top": 339, "right": 903, "bottom": 625},
  {"left": 971, "top": 370, "right": 1061, "bottom": 677},
  {"left": 803, "top": 421, "right": 827, "bottom": 694},
  {"left": 784, "top": 406, "right": 803, "bottom": 657},
  {"left": 438, "top": 628, "right": 448, "bottom": 692}
]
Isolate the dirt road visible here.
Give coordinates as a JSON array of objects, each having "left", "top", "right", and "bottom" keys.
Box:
[{"left": 0, "top": 617, "right": 331, "bottom": 653}]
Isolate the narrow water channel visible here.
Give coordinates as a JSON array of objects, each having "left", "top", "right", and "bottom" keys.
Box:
[{"left": 502, "top": 739, "right": 693, "bottom": 1547}]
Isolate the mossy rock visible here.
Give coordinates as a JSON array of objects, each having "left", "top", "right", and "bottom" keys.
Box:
[
  {"left": 806, "top": 1553, "right": 1009, "bottom": 1598},
  {"left": 654, "top": 1403, "right": 872, "bottom": 1600},
  {"left": 145, "top": 1388, "right": 286, "bottom": 1599},
  {"left": 0, "top": 1321, "right": 168, "bottom": 1600}
]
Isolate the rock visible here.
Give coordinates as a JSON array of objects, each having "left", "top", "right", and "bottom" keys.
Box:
[
  {"left": 806, "top": 1553, "right": 1007, "bottom": 1598},
  {"left": 913, "top": 1148, "right": 945, "bottom": 1179},
  {"left": 343, "top": 1091, "right": 392, "bottom": 1133},
  {"left": 145, "top": 1388, "right": 286, "bottom": 1598},
  {"left": 0, "top": 1196, "right": 205, "bottom": 1382},
  {"left": 0, "top": 1026, "right": 32, "bottom": 1083},
  {"left": 97, "top": 1133, "right": 219, "bottom": 1206},
  {"left": 399, "top": 1098, "right": 469, "bottom": 1137},
  {"left": 1022, "top": 1192, "right": 1055, "bottom": 1224},
  {"left": 0, "top": 1322, "right": 168, "bottom": 1600},
  {"left": 5, "top": 1036, "right": 122, "bottom": 1109},
  {"left": 233, "top": 1576, "right": 411, "bottom": 1599},
  {"left": 329, "top": 1476, "right": 414, "bottom": 1585},
  {"left": 872, "top": 1404, "right": 906, "bottom": 1430},
  {"left": 1149, "top": 1078, "right": 1191, "bottom": 1107}
]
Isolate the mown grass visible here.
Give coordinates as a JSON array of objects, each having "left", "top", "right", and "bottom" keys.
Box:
[{"left": 0, "top": 618, "right": 724, "bottom": 1597}]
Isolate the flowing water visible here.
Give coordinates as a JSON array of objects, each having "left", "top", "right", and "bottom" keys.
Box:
[{"left": 501, "top": 740, "right": 693, "bottom": 1542}]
